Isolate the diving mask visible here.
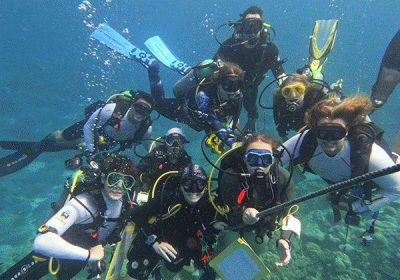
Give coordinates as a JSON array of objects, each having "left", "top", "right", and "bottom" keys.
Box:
[
  {"left": 133, "top": 102, "right": 152, "bottom": 117},
  {"left": 281, "top": 83, "right": 306, "bottom": 99},
  {"left": 315, "top": 123, "right": 347, "bottom": 141},
  {"left": 243, "top": 18, "right": 263, "bottom": 35},
  {"left": 106, "top": 172, "right": 136, "bottom": 190},
  {"left": 181, "top": 179, "right": 207, "bottom": 193},
  {"left": 220, "top": 74, "right": 244, "bottom": 93},
  {"left": 245, "top": 149, "right": 275, "bottom": 168}
]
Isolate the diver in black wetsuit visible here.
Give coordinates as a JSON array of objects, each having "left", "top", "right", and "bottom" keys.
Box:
[
  {"left": 136, "top": 127, "right": 192, "bottom": 192},
  {"left": 213, "top": 6, "right": 286, "bottom": 132},
  {"left": 273, "top": 73, "right": 340, "bottom": 140},
  {"left": 125, "top": 164, "right": 221, "bottom": 280},
  {"left": 147, "top": 60, "right": 244, "bottom": 148}
]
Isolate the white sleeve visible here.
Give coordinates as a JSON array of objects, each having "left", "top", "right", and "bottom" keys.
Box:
[
  {"left": 141, "top": 125, "right": 153, "bottom": 152},
  {"left": 366, "top": 143, "right": 400, "bottom": 212},
  {"left": 32, "top": 197, "right": 94, "bottom": 261},
  {"left": 83, "top": 104, "right": 115, "bottom": 152}
]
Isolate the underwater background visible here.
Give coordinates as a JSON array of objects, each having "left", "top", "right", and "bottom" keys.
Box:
[{"left": 0, "top": 0, "right": 399, "bottom": 279}]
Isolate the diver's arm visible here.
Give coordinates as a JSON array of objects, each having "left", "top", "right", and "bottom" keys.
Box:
[
  {"left": 32, "top": 198, "right": 96, "bottom": 261},
  {"left": 396, "top": 128, "right": 400, "bottom": 154},
  {"left": 196, "top": 91, "right": 234, "bottom": 146},
  {"left": 352, "top": 143, "right": 400, "bottom": 213},
  {"left": 268, "top": 42, "right": 286, "bottom": 84},
  {"left": 141, "top": 125, "right": 153, "bottom": 152},
  {"left": 83, "top": 104, "right": 114, "bottom": 153},
  {"left": 147, "top": 63, "right": 166, "bottom": 105}
]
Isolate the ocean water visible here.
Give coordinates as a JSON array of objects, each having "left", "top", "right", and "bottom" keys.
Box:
[{"left": 0, "top": 0, "right": 399, "bottom": 279}]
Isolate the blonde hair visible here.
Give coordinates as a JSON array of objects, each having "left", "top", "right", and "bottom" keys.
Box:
[{"left": 305, "top": 94, "right": 373, "bottom": 128}]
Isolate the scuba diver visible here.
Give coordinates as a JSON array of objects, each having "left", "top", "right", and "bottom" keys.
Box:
[
  {"left": 83, "top": 90, "right": 155, "bottom": 159},
  {"left": 0, "top": 90, "right": 155, "bottom": 176},
  {"left": 213, "top": 5, "right": 286, "bottom": 133},
  {"left": 136, "top": 127, "right": 192, "bottom": 192},
  {"left": 0, "top": 154, "right": 141, "bottom": 280},
  {"left": 125, "top": 164, "right": 222, "bottom": 280},
  {"left": 273, "top": 73, "right": 341, "bottom": 141},
  {"left": 147, "top": 60, "right": 244, "bottom": 149},
  {"left": 280, "top": 95, "right": 400, "bottom": 227},
  {"left": 214, "top": 134, "right": 300, "bottom": 267}
]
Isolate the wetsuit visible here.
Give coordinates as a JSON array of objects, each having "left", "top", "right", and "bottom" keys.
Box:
[
  {"left": 280, "top": 129, "right": 400, "bottom": 214},
  {"left": 137, "top": 145, "right": 192, "bottom": 192},
  {"left": 83, "top": 103, "right": 152, "bottom": 154},
  {"left": 1, "top": 188, "right": 125, "bottom": 280},
  {"left": 218, "top": 157, "right": 295, "bottom": 234},
  {"left": 126, "top": 180, "right": 218, "bottom": 279},
  {"left": 214, "top": 30, "right": 285, "bottom": 123},
  {"left": 148, "top": 67, "right": 241, "bottom": 147}
]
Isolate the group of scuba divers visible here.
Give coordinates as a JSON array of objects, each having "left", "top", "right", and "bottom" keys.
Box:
[{"left": 2, "top": 5, "right": 400, "bottom": 280}]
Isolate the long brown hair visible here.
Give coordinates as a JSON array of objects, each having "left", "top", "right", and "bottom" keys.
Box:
[
  {"left": 210, "top": 62, "right": 244, "bottom": 84},
  {"left": 241, "top": 134, "right": 281, "bottom": 155},
  {"left": 305, "top": 94, "right": 373, "bottom": 128}
]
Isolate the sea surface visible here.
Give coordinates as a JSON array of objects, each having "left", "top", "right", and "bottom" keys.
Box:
[{"left": 0, "top": 0, "right": 399, "bottom": 279}]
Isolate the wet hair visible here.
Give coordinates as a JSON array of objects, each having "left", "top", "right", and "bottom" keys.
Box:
[
  {"left": 241, "top": 134, "right": 281, "bottom": 156},
  {"left": 241, "top": 6, "right": 263, "bottom": 19},
  {"left": 210, "top": 62, "right": 244, "bottom": 84},
  {"left": 278, "top": 73, "right": 314, "bottom": 94},
  {"left": 100, "top": 154, "right": 137, "bottom": 177},
  {"left": 133, "top": 90, "right": 156, "bottom": 110},
  {"left": 305, "top": 94, "right": 373, "bottom": 128}
]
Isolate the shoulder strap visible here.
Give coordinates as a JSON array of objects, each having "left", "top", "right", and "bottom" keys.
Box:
[
  {"left": 105, "top": 95, "right": 134, "bottom": 130},
  {"left": 294, "top": 130, "right": 318, "bottom": 169}
]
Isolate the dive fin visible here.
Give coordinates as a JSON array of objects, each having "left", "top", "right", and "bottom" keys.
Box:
[
  {"left": 308, "top": 19, "right": 339, "bottom": 71},
  {"left": 0, "top": 136, "right": 63, "bottom": 177},
  {"left": 145, "top": 36, "right": 192, "bottom": 75},
  {"left": 0, "top": 150, "right": 42, "bottom": 177},
  {"left": 0, "top": 141, "right": 39, "bottom": 152},
  {"left": 371, "top": 29, "right": 400, "bottom": 109},
  {"left": 91, "top": 23, "right": 158, "bottom": 68},
  {"left": 0, "top": 251, "right": 48, "bottom": 280}
]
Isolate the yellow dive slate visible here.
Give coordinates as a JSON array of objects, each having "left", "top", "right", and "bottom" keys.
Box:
[{"left": 210, "top": 238, "right": 270, "bottom": 280}]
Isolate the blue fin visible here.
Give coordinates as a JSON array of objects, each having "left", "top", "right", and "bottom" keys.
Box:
[
  {"left": 91, "top": 23, "right": 157, "bottom": 68},
  {"left": 145, "top": 36, "right": 191, "bottom": 75}
]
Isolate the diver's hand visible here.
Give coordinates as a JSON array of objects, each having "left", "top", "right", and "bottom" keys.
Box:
[
  {"left": 242, "top": 208, "right": 259, "bottom": 225},
  {"left": 152, "top": 241, "right": 177, "bottom": 262},
  {"left": 89, "top": 244, "right": 105, "bottom": 262},
  {"left": 231, "top": 142, "right": 239, "bottom": 149},
  {"left": 275, "top": 239, "right": 291, "bottom": 266},
  {"left": 214, "top": 222, "right": 229, "bottom": 231}
]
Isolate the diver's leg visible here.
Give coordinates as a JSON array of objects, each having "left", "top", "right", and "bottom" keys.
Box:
[{"left": 242, "top": 86, "right": 259, "bottom": 132}]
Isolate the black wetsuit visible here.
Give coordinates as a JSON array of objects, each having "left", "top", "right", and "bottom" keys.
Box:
[
  {"left": 136, "top": 145, "right": 192, "bottom": 192},
  {"left": 149, "top": 67, "right": 241, "bottom": 146},
  {"left": 214, "top": 30, "right": 285, "bottom": 122},
  {"left": 217, "top": 150, "right": 295, "bottom": 236},
  {"left": 126, "top": 178, "right": 218, "bottom": 279}
]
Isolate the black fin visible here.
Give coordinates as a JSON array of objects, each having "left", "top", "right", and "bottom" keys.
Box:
[{"left": 371, "top": 29, "right": 400, "bottom": 109}]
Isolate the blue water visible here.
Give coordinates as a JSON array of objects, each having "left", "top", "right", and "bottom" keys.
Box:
[{"left": 1, "top": 0, "right": 399, "bottom": 279}]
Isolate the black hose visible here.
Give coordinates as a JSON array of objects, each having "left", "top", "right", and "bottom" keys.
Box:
[{"left": 256, "top": 162, "right": 400, "bottom": 218}]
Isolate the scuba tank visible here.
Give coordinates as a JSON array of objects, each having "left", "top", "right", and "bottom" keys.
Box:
[{"left": 172, "top": 59, "right": 219, "bottom": 99}]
